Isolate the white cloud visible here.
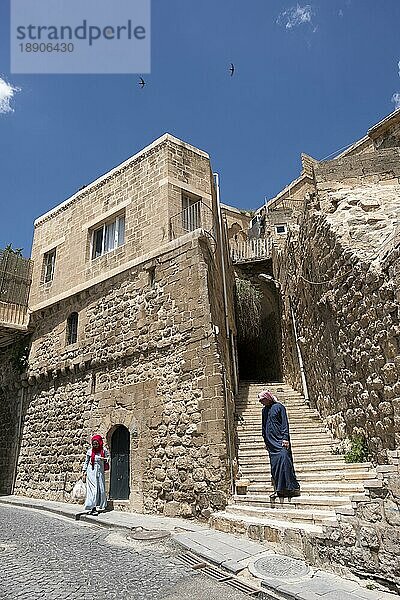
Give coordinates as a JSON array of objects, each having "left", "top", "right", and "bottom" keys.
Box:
[
  {"left": 392, "top": 93, "right": 400, "bottom": 109},
  {"left": 0, "top": 77, "right": 20, "bottom": 114},
  {"left": 277, "top": 4, "right": 315, "bottom": 29}
]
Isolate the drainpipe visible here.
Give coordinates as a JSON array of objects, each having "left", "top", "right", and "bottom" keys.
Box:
[
  {"left": 213, "top": 174, "right": 230, "bottom": 340},
  {"left": 289, "top": 296, "right": 310, "bottom": 404},
  {"left": 213, "top": 173, "right": 236, "bottom": 495}
]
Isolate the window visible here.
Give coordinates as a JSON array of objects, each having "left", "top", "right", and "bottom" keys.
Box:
[
  {"left": 67, "top": 312, "right": 78, "bottom": 345},
  {"left": 182, "top": 194, "right": 201, "bottom": 232},
  {"left": 91, "top": 214, "right": 125, "bottom": 259},
  {"left": 275, "top": 224, "right": 287, "bottom": 234},
  {"left": 148, "top": 266, "right": 156, "bottom": 288},
  {"left": 42, "top": 249, "right": 56, "bottom": 283}
]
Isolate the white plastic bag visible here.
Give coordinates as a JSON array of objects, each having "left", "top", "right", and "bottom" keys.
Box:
[{"left": 71, "top": 479, "right": 86, "bottom": 503}]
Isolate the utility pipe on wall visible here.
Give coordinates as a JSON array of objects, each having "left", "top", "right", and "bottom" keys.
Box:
[
  {"left": 289, "top": 297, "right": 310, "bottom": 404},
  {"left": 214, "top": 172, "right": 237, "bottom": 495}
]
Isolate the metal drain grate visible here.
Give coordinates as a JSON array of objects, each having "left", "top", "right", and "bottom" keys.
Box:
[
  {"left": 177, "top": 552, "right": 207, "bottom": 569},
  {"left": 202, "top": 564, "right": 233, "bottom": 582},
  {"left": 226, "top": 578, "right": 260, "bottom": 596},
  {"left": 177, "top": 552, "right": 261, "bottom": 597}
]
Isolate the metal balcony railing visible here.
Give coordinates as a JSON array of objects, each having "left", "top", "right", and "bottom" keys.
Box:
[
  {"left": 230, "top": 238, "right": 273, "bottom": 262},
  {"left": 169, "top": 200, "right": 214, "bottom": 240}
]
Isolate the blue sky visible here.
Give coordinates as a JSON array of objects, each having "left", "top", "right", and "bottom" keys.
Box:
[{"left": 1, "top": 0, "right": 400, "bottom": 256}]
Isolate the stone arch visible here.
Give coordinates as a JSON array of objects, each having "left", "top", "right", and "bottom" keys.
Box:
[
  {"left": 105, "top": 413, "right": 143, "bottom": 511},
  {"left": 228, "top": 222, "right": 247, "bottom": 242},
  {"left": 109, "top": 424, "right": 130, "bottom": 500}
]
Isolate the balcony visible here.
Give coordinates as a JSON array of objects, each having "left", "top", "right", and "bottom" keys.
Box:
[
  {"left": 169, "top": 199, "right": 215, "bottom": 240},
  {"left": 0, "top": 248, "right": 33, "bottom": 348},
  {"left": 229, "top": 238, "right": 273, "bottom": 263}
]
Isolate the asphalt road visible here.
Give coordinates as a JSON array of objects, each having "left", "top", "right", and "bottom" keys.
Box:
[{"left": 0, "top": 505, "right": 251, "bottom": 600}]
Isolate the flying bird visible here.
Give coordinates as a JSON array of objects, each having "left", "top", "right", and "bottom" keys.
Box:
[
  {"left": 139, "top": 77, "right": 146, "bottom": 88},
  {"left": 229, "top": 63, "right": 235, "bottom": 77}
]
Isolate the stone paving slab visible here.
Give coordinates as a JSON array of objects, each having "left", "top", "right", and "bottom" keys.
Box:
[
  {"left": 0, "top": 495, "right": 397, "bottom": 600},
  {"left": 173, "top": 534, "right": 227, "bottom": 566}
]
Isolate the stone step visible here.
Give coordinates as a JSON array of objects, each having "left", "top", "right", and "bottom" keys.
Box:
[
  {"left": 248, "top": 481, "right": 365, "bottom": 495},
  {"left": 236, "top": 405, "right": 322, "bottom": 422},
  {"left": 236, "top": 400, "right": 306, "bottom": 406},
  {"left": 239, "top": 436, "right": 335, "bottom": 445},
  {"left": 210, "top": 511, "right": 324, "bottom": 538},
  {"left": 226, "top": 503, "right": 337, "bottom": 525},
  {"left": 244, "top": 469, "right": 375, "bottom": 482},
  {"left": 238, "top": 436, "right": 334, "bottom": 446},
  {"left": 235, "top": 388, "right": 306, "bottom": 402},
  {"left": 236, "top": 385, "right": 304, "bottom": 398},
  {"left": 235, "top": 404, "right": 321, "bottom": 420},
  {"left": 240, "top": 460, "right": 371, "bottom": 472},
  {"left": 237, "top": 423, "right": 327, "bottom": 430},
  {"left": 237, "top": 398, "right": 306, "bottom": 404},
  {"left": 238, "top": 441, "right": 334, "bottom": 449},
  {"left": 239, "top": 447, "right": 337, "bottom": 459},
  {"left": 236, "top": 415, "right": 322, "bottom": 423},
  {"left": 238, "top": 455, "right": 343, "bottom": 465},
  {"left": 238, "top": 434, "right": 336, "bottom": 443},
  {"left": 232, "top": 493, "right": 356, "bottom": 510}
]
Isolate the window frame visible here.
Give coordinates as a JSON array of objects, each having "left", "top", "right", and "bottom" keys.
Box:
[
  {"left": 42, "top": 248, "right": 56, "bottom": 284},
  {"left": 275, "top": 223, "right": 287, "bottom": 235},
  {"left": 66, "top": 312, "right": 79, "bottom": 346},
  {"left": 90, "top": 213, "right": 125, "bottom": 260}
]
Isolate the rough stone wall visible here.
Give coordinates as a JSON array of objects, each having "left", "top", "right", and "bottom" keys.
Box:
[
  {"left": 7, "top": 232, "right": 233, "bottom": 518},
  {"left": 275, "top": 150, "right": 400, "bottom": 461},
  {"left": 306, "top": 452, "right": 400, "bottom": 594},
  {"left": 0, "top": 347, "right": 23, "bottom": 494},
  {"left": 277, "top": 223, "right": 400, "bottom": 461}
]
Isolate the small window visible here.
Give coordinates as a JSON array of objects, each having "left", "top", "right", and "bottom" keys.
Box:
[
  {"left": 42, "top": 249, "right": 56, "bottom": 283},
  {"left": 148, "top": 266, "right": 156, "bottom": 288},
  {"left": 91, "top": 214, "right": 125, "bottom": 259},
  {"left": 275, "top": 224, "right": 287, "bottom": 234},
  {"left": 67, "top": 312, "right": 78, "bottom": 345},
  {"left": 182, "top": 193, "right": 201, "bottom": 232}
]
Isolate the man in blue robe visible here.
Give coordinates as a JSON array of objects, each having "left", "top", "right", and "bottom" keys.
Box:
[{"left": 259, "top": 390, "right": 300, "bottom": 500}]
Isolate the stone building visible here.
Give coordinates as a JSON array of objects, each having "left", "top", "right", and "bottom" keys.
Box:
[
  {"left": 0, "top": 134, "right": 238, "bottom": 518},
  {"left": 1, "top": 111, "right": 400, "bottom": 591}
]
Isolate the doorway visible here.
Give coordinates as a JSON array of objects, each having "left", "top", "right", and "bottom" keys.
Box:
[{"left": 110, "top": 425, "right": 130, "bottom": 500}]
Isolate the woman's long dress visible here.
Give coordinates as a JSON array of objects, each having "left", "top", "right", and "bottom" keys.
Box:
[
  {"left": 82, "top": 449, "right": 109, "bottom": 511},
  {"left": 262, "top": 402, "right": 300, "bottom": 496}
]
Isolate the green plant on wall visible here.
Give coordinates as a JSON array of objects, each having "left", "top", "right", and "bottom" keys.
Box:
[
  {"left": 234, "top": 278, "right": 262, "bottom": 344},
  {"left": 4, "top": 243, "right": 23, "bottom": 257},
  {"left": 344, "top": 435, "right": 369, "bottom": 463}
]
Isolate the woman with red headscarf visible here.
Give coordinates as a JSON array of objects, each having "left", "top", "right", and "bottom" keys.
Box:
[{"left": 82, "top": 434, "right": 109, "bottom": 515}]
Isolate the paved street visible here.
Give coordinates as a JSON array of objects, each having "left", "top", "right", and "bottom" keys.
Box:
[{"left": 0, "top": 505, "right": 250, "bottom": 600}]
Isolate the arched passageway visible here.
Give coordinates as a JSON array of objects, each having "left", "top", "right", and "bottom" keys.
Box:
[{"left": 235, "top": 266, "right": 282, "bottom": 382}]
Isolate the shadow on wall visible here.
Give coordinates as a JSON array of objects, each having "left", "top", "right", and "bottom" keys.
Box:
[{"left": 234, "top": 263, "right": 282, "bottom": 382}]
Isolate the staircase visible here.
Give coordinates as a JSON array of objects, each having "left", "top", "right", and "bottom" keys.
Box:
[{"left": 211, "top": 382, "right": 376, "bottom": 549}]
